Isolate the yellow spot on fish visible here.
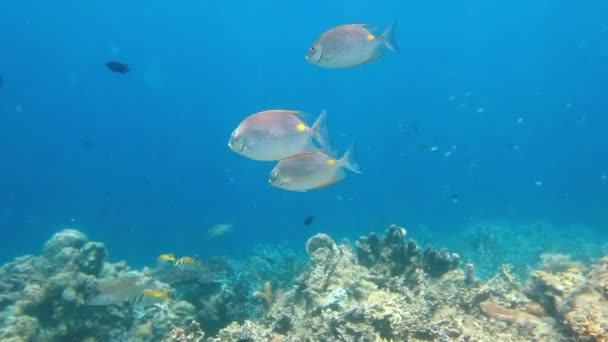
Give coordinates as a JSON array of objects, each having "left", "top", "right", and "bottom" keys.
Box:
[
  {"left": 296, "top": 123, "right": 306, "bottom": 132},
  {"left": 327, "top": 159, "right": 336, "bottom": 166},
  {"left": 367, "top": 34, "right": 376, "bottom": 41}
]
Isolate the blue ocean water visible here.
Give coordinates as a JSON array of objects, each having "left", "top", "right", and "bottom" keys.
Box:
[{"left": 1, "top": 0, "right": 607, "bottom": 270}]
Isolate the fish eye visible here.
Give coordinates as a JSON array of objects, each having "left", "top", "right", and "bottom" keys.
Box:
[{"left": 310, "top": 46, "right": 316, "bottom": 52}]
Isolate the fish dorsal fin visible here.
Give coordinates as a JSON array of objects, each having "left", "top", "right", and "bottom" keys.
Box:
[
  {"left": 273, "top": 109, "right": 307, "bottom": 120},
  {"left": 343, "top": 23, "right": 368, "bottom": 28},
  {"left": 313, "top": 178, "right": 342, "bottom": 189},
  {"left": 274, "top": 110, "right": 312, "bottom": 126}
]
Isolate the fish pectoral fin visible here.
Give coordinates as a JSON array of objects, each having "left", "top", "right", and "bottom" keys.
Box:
[{"left": 313, "top": 178, "right": 343, "bottom": 189}]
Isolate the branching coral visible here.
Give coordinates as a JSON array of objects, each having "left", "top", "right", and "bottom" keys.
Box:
[
  {"left": 356, "top": 225, "right": 460, "bottom": 281},
  {"left": 253, "top": 281, "right": 274, "bottom": 311}
]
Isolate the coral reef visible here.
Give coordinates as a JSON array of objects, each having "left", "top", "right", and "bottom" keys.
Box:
[
  {"left": 1, "top": 225, "right": 607, "bottom": 341},
  {"left": 526, "top": 256, "right": 608, "bottom": 341},
  {"left": 0, "top": 229, "right": 198, "bottom": 341},
  {"left": 212, "top": 226, "right": 568, "bottom": 341},
  {"left": 445, "top": 220, "right": 608, "bottom": 280}
]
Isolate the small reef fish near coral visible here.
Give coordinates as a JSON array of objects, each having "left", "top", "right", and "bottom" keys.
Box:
[
  {"left": 304, "top": 215, "right": 314, "bottom": 226},
  {"left": 131, "top": 288, "right": 170, "bottom": 307},
  {"left": 207, "top": 223, "right": 234, "bottom": 238},
  {"left": 175, "top": 256, "right": 197, "bottom": 268},
  {"left": 85, "top": 277, "right": 145, "bottom": 306}
]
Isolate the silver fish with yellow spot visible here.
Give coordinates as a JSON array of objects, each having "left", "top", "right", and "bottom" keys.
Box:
[
  {"left": 228, "top": 109, "right": 330, "bottom": 161},
  {"left": 269, "top": 143, "right": 361, "bottom": 192},
  {"left": 306, "top": 23, "right": 398, "bottom": 69}
]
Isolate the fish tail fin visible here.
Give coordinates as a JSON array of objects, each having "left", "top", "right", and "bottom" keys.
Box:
[
  {"left": 380, "top": 21, "right": 399, "bottom": 54},
  {"left": 338, "top": 141, "right": 362, "bottom": 174},
  {"left": 310, "top": 109, "right": 332, "bottom": 153}
]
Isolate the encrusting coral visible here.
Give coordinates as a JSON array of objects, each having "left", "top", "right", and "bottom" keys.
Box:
[{"left": 525, "top": 256, "right": 608, "bottom": 341}]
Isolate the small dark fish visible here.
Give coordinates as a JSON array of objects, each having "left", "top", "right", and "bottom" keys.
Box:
[
  {"left": 81, "top": 140, "right": 95, "bottom": 149},
  {"left": 304, "top": 216, "right": 314, "bottom": 226},
  {"left": 106, "top": 60, "right": 129, "bottom": 74}
]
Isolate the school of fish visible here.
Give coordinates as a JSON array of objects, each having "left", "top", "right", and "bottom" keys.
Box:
[{"left": 228, "top": 22, "right": 397, "bottom": 191}]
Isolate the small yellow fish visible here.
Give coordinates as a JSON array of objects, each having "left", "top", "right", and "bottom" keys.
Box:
[
  {"left": 269, "top": 143, "right": 361, "bottom": 192},
  {"left": 157, "top": 253, "right": 176, "bottom": 262},
  {"left": 142, "top": 288, "right": 170, "bottom": 299},
  {"left": 306, "top": 23, "right": 398, "bottom": 69},
  {"left": 132, "top": 288, "right": 170, "bottom": 307},
  {"left": 175, "top": 256, "right": 197, "bottom": 268}
]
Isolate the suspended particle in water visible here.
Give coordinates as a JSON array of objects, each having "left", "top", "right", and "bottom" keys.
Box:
[
  {"left": 601, "top": 173, "right": 607, "bottom": 181},
  {"left": 476, "top": 107, "right": 485, "bottom": 113},
  {"left": 508, "top": 143, "right": 521, "bottom": 151},
  {"left": 534, "top": 180, "right": 543, "bottom": 187},
  {"left": 516, "top": 117, "right": 524, "bottom": 124}
]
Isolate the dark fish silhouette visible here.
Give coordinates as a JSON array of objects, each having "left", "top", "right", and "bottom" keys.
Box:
[
  {"left": 106, "top": 60, "right": 129, "bottom": 74},
  {"left": 81, "top": 140, "right": 95, "bottom": 149},
  {"left": 304, "top": 216, "right": 314, "bottom": 226}
]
